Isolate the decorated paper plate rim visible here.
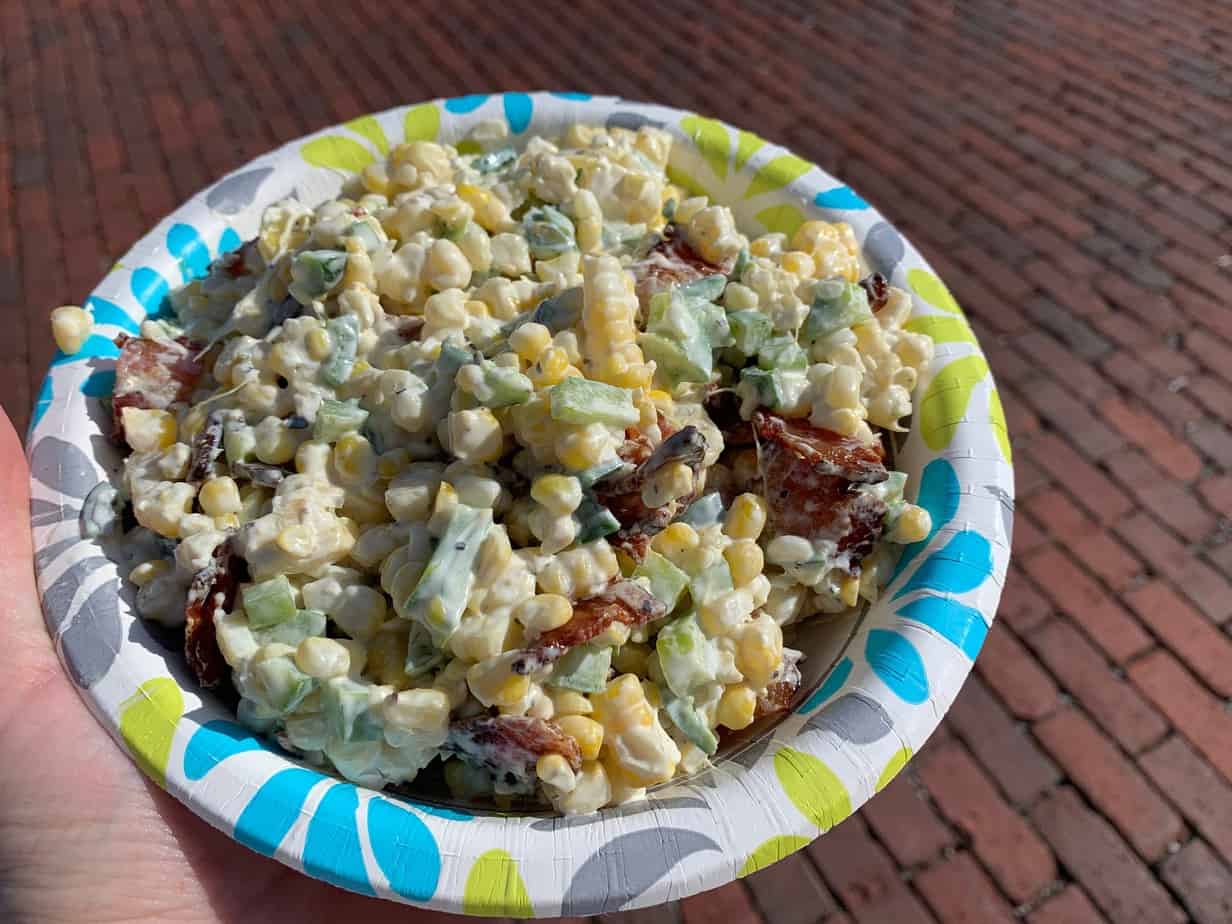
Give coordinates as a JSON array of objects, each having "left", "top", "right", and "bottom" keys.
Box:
[{"left": 28, "top": 91, "right": 1013, "bottom": 917}]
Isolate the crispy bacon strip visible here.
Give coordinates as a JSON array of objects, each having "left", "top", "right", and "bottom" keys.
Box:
[
  {"left": 511, "top": 580, "right": 666, "bottom": 675},
  {"left": 595, "top": 426, "right": 707, "bottom": 560},
  {"left": 756, "top": 651, "right": 803, "bottom": 719},
  {"left": 859, "top": 272, "right": 890, "bottom": 312},
  {"left": 184, "top": 539, "right": 237, "bottom": 688},
  {"left": 631, "top": 223, "right": 733, "bottom": 307},
  {"left": 112, "top": 334, "right": 204, "bottom": 442},
  {"left": 703, "top": 388, "right": 753, "bottom": 447},
  {"left": 447, "top": 715, "right": 582, "bottom": 776},
  {"left": 187, "top": 411, "right": 225, "bottom": 483},
  {"left": 753, "top": 411, "right": 889, "bottom": 573}
]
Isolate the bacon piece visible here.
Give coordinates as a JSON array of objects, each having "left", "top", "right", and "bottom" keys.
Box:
[
  {"left": 756, "top": 649, "right": 803, "bottom": 718},
  {"left": 184, "top": 539, "right": 237, "bottom": 689},
  {"left": 511, "top": 580, "right": 666, "bottom": 675},
  {"left": 595, "top": 426, "right": 707, "bottom": 560},
  {"left": 859, "top": 272, "right": 890, "bottom": 313},
  {"left": 703, "top": 388, "right": 754, "bottom": 447},
  {"left": 631, "top": 223, "right": 733, "bottom": 307},
  {"left": 187, "top": 411, "right": 225, "bottom": 483},
  {"left": 112, "top": 334, "right": 205, "bottom": 442},
  {"left": 753, "top": 411, "right": 889, "bottom": 573},
  {"left": 447, "top": 715, "right": 582, "bottom": 777},
  {"left": 617, "top": 412, "right": 676, "bottom": 466}
]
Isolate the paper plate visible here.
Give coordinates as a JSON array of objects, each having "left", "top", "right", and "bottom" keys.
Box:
[{"left": 28, "top": 92, "right": 1013, "bottom": 917}]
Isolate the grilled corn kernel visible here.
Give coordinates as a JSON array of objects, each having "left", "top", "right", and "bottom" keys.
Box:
[
  {"left": 129, "top": 559, "right": 171, "bottom": 587},
  {"left": 735, "top": 617, "right": 784, "bottom": 689},
  {"left": 276, "top": 525, "right": 315, "bottom": 558},
  {"left": 724, "top": 540, "right": 765, "bottom": 587},
  {"left": 383, "top": 688, "right": 450, "bottom": 732},
  {"left": 510, "top": 322, "right": 552, "bottom": 361},
  {"left": 334, "top": 432, "right": 377, "bottom": 484},
  {"left": 305, "top": 327, "right": 332, "bottom": 360},
  {"left": 555, "top": 423, "right": 609, "bottom": 470},
  {"left": 530, "top": 345, "right": 570, "bottom": 388},
  {"left": 199, "top": 476, "right": 242, "bottom": 517},
  {"left": 294, "top": 637, "right": 351, "bottom": 679},
  {"left": 536, "top": 753, "right": 577, "bottom": 793},
  {"left": 121, "top": 408, "right": 178, "bottom": 453},
  {"left": 890, "top": 504, "right": 932, "bottom": 544},
  {"left": 779, "top": 250, "right": 816, "bottom": 279},
  {"left": 717, "top": 684, "right": 757, "bottom": 730},
  {"left": 548, "top": 689, "right": 593, "bottom": 716},
  {"left": 650, "top": 522, "right": 700, "bottom": 560},
  {"left": 514, "top": 594, "right": 573, "bottom": 634},
  {"left": 725, "top": 493, "right": 767, "bottom": 541},
  {"left": 50, "top": 305, "right": 93, "bottom": 355},
  {"left": 253, "top": 416, "right": 300, "bottom": 465},
  {"left": 557, "top": 714, "right": 604, "bottom": 761},
  {"left": 531, "top": 474, "right": 583, "bottom": 515}
]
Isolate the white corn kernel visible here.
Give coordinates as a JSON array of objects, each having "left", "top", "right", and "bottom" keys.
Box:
[
  {"left": 50, "top": 305, "right": 93, "bottom": 355},
  {"left": 295, "top": 637, "right": 351, "bottom": 679}
]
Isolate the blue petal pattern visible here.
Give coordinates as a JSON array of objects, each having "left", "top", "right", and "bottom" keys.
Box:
[
  {"left": 550, "top": 91, "right": 592, "bottom": 100},
  {"left": 303, "top": 784, "right": 375, "bottom": 895},
  {"left": 218, "top": 227, "right": 243, "bottom": 255},
  {"left": 892, "top": 458, "right": 960, "bottom": 581},
  {"left": 892, "top": 530, "right": 993, "bottom": 600},
  {"left": 183, "top": 719, "right": 271, "bottom": 780},
  {"left": 865, "top": 629, "right": 929, "bottom": 705},
  {"left": 445, "top": 94, "right": 490, "bottom": 114},
  {"left": 368, "top": 798, "right": 442, "bottom": 900},
  {"left": 167, "top": 223, "right": 211, "bottom": 282},
  {"left": 503, "top": 92, "right": 533, "bottom": 133},
  {"left": 814, "top": 186, "right": 869, "bottom": 210},
  {"left": 798, "top": 656, "right": 854, "bottom": 713},
  {"left": 130, "top": 267, "right": 171, "bottom": 318},
  {"left": 86, "top": 296, "right": 140, "bottom": 333},
  {"left": 49, "top": 335, "right": 120, "bottom": 366},
  {"left": 897, "top": 597, "right": 988, "bottom": 660},
  {"left": 81, "top": 371, "right": 116, "bottom": 397},
  {"left": 234, "top": 767, "right": 324, "bottom": 855}
]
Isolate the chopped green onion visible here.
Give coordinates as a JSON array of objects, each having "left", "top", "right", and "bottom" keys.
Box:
[
  {"left": 404, "top": 504, "right": 493, "bottom": 647},
  {"left": 633, "top": 550, "right": 690, "bottom": 612},
  {"left": 254, "top": 608, "right": 327, "bottom": 647},
  {"left": 523, "top": 206, "right": 576, "bottom": 259},
  {"left": 677, "top": 274, "right": 727, "bottom": 303},
  {"left": 549, "top": 644, "right": 613, "bottom": 693},
  {"left": 290, "top": 250, "right": 347, "bottom": 304},
  {"left": 573, "top": 496, "right": 621, "bottom": 543},
  {"left": 342, "top": 221, "right": 382, "bottom": 253},
  {"left": 548, "top": 376, "right": 639, "bottom": 427},
  {"left": 252, "top": 655, "right": 315, "bottom": 714},
  {"left": 665, "top": 692, "right": 718, "bottom": 755},
  {"left": 320, "top": 314, "right": 360, "bottom": 386},
  {"left": 727, "top": 309, "right": 773, "bottom": 357},
  {"left": 314, "top": 397, "right": 369, "bottom": 442},
  {"left": 731, "top": 246, "right": 751, "bottom": 280},
  {"left": 802, "top": 279, "right": 873, "bottom": 342},
  {"left": 242, "top": 575, "right": 297, "bottom": 630}
]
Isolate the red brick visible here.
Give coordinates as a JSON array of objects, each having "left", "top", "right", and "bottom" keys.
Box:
[
  {"left": 1188, "top": 376, "right": 1232, "bottom": 418},
  {"left": 1124, "top": 581, "right": 1232, "bottom": 696},
  {"left": 1025, "top": 618, "right": 1169, "bottom": 754},
  {"left": 1027, "top": 885, "right": 1107, "bottom": 924},
  {"left": 1114, "top": 512, "right": 1232, "bottom": 623},
  {"left": 743, "top": 849, "right": 838, "bottom": 924},
  {"left": 997, "top": 569, "right": 1052, "bottom": 634},
  {"left": 1011, "top": 515, "right": 1049, "bottom": 556},
  {"left": 913, "top": 851, "right": 1017, "bottom": 924},
  {"left": 1198, "top": 475, "right": 1232, "bottom": 512},
  {"left": 1022, "top": 546, "right": 1153, "bottom": 665},
  {"left": 1140, "top": 735, "right": 1232, "bottom": 868},
  {"left": 1021, "top": 436, "right": 1134, "bottom": 524},
  {"left": 1160, "top": 839, "right": 1232, "bottom": 924},
  {"left": 945, "top": 673, "right": 1062, "bottom": 806},
  {"left": 974, "top": 622, "right": 1060, "bottom": 720},
  {"left": 916, "top": 739, "right": 1056, "bottom": 903},
  {"left": 1157, "top": 247, "right": 1228, "bottom": 303},
  {"left": 1130, "top": 649, "right": 1232, "bottom": 783},
  {"left": 1098, "top": 396, "right": 1203, "bottom": 482},
  {"left": 805, "top": 815, "right": 935, "bottom": 924},
  {"left": 1034, "top": 707, "right": 1185, "bottom": 861},
  {"left": 680, "top": 882, "right": 759, "bottom": 924},
  {"left": 1022, "top": 488, "right": 1142, "bottom": 591},
  {"left": 860, "top": 772, "right": 955, "bottom": 868},
  {"left": 1187, "top": 328, "right": 1232, "bottom": 386},
  {"left": 1106, "top": 452, "right": 1217, "bottom": 544},
  {"left": 1031, "top": 787, "right": 1187, "bottom": 924}
]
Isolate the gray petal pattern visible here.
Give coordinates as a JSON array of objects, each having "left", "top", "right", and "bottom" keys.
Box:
[
  {"left": 41, "top": 555, "right": 108, "bottom": 636},
  {"left": 206, "top": 167, "right": 273, "bottom": 214},
  {"left": 58, "top": 580, "right": 122, "bottom": 688},
  {"left": 30, "top": 437, "right": 98, "bottom": 499},
  {"left": 804, "top": 692, "right": 893, "bottom": 744},
  {"left": 563, "top": 828, "right": 720, "bottom": 914},
  {"left": 863, "top": 221, "right": 905, "bottom": 278}
]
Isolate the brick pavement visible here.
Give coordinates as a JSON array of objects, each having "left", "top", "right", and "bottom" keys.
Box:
[{"left": 3, "top": 0, "right": 1232, "bottom": 921}]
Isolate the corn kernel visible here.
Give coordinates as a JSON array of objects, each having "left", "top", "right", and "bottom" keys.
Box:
[
  {"left": 295, "top": 637, "right": 351, "bottom": 679},
  {"left": 121, "top": 408, "right": 178, "bottom": 453},
  {"left": 530, "top": 345, "right": 570, "bottom": 388},
  {"left": 306, "top": 327, "right": 332, "bottom": 360},
  {"left": 513, "top": 594, "right": 573, "bottom": 634},
  {"left": 510, "top": 322, "right": 551, "bottom": 361},
  {"left": 537, "top": 753, "right": 577, "bottom": 793},
  {"left": 334, "top": 432, "right": 377, "bottom": 484},
  {"left": 376, "top": 448, "right": 410, "bottom": 479},
  {"left": 650, "top": 522, "right": 700, "bottom": 559},
  {"left": 276, "top": 525, "right": 315, "bottom": 558},
  {"left": 129, "top": 559, "right": 171, "bottom": 587},
  {"left": 890, "top": 504, "right": 932, "bottom": 544},
  {"left": 213, "top": 513, "right": 240, "bottom": 530},
  {"left": 199, "top": 476, "right": 242, "bottom": 517},
  {"left": 50, "top": 305, "right": 93, "bottom": 355},
  {"left": 717, "top": 684, "right": 757, "bottom": 730},
  {"left": 839, "top": 574, "right": 860, "bottom": 608},
  {"left": 724, "top": 540, "right": 765, "bottom": 587},
  {"left": 780, "top": 250, "right": 816, "bottom": 279},
  {"left": 555, "top": 423, "right": 609, "bottom": 471},
  {"left": 531, "top": 474, "right": 583, "bottom": 515},
  {"left": 556, "top": 714, "right": 604, "bottom": 761},
  {"left": 725, "top": 493, "right": 767, "bottom": 541},
  {"left": 549, "top": 689, "right": 593, "bottom": 716}
]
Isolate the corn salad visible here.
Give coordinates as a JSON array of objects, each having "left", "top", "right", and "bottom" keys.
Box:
[{"left": 78, "top": 122, "right": 933, "bottom": 814}]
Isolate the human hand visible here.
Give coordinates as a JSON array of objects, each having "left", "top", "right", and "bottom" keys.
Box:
[{"left": 0, "top": 412, "right": 463, "bottom": 924}]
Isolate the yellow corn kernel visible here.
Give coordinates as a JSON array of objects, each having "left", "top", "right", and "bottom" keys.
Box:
[
  {"left": 457, "top": 183, "right": 512, "bottom": 232},
  {"left": 650, "top": 522, "right": 700, "bottom": 560},
  {"left": 295, "top": 440, "right": 332, "bottom": 476},
  {"left": 466, "top": 660, "right": 530, "bottom": 709},
  {"left": 717, "top": 684, "right": 757, "bottom": 730},
  {"left": 121, "top": 407, "right": 178, "bottom": 453},
  {"left": 749, "top": 233, "right": 785, "bottom": 259},
  {"left": 529, "top": 345, "right": 570, "bottom": 388},
  {"left": 198, "top": 476, "right": 241, "bottom": 517},
  {"left": 128, "top": 559, "right": 171, "bottom": 587},
  {"left": 839, "top": 573, "right": 860, "bottom": 608},
  {"left": 780, "top": 250, "right": 816, "bottom": 279},
  {"left": 513, "top": 594, "right": 573, "bottom": 634},
  {"left": 333, "top": 433, "right": 376, "bottom": 484},
  {"left": 536, "top": 753, "right": 577, "bottom": 792},
  {"left": 890, "top": 505, "right": 932, "bottom": 544},
  {"left": 555, "top": 424, "right": 609, "bottom": 471},
  {"left": 549, "top": 689, "right": 593, "bottom": 716},
  {"left": 276, "top": 525, "right": 315, "bottom": 558},
  {"left": 510, "top": 321, "right": 551, "bottom": 361},
  {"left": 735, "top": 618, "right": 784, "bottom": 689},
  {"left": 724, "top": 540, "right": 765, "bottom": 587},
  {"left": 179, "top": 404, "right": 209, "bottom": 442},
  {"left": 531, "top": 474, "right": 583, "bottom": 516},
  {"left": 214, "top": 513, "right": 241, "bottom": 531},
  {"left": 556, "top": 714, "right": 604, "bottom": 761},
  {"left": 725, "top": 493, "right": 768, "bottom": 541},
  {"left": 306, "top": 327, "right": 332, "bottom": 361},
  {"left": 361, "top": 162, "right": 391, "bottom": 196},
  {"left": 50, "top": 305, "right": 93, "bottom": 355}
]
